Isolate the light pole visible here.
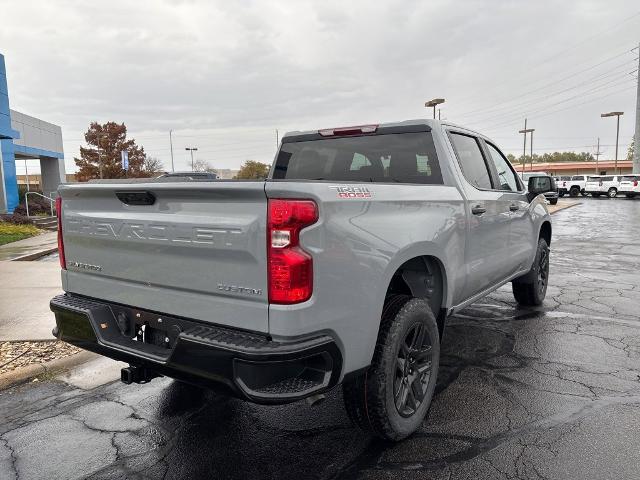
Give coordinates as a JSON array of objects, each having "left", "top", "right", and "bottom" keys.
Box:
[
  {"left": 425, "top": 98, "right": 445, "bottom": 120},
  {"left": 529, "top": 128, "right": 535, "bottom": 172},
  {"left": 601, "top": 111, "right": 623, "bottom": 175},
  {"left": 185, "top": 147, "right": 198, "bottom": 171},
  {"left": 169, "top": 130, "right": 175, "bottom": 172},
  {"left": 96, "top": 133, "right": 105, "bottom": 179}
]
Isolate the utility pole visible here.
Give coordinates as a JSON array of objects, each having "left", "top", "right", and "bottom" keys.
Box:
[
  {"left": 519, "top": 120, "right": 534, "bottom": 174},
  {"left": 185, "top": 147, "right": 198, "bottom": 171},
  {"left": 633, "top": 41, "right": 640, "bottom": 174},
  {"left": 169, "top": 130, "right": 175, "bottom": 172},
  {"left": 594, "top": 137, "right": 603, "bottom": 174},
  {"left": 438, "top": 109, "right": 441, "bottom": 120}
]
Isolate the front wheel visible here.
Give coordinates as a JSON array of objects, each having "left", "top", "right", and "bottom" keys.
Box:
[
  {"left": 608, "top": 188, "right": 617, "bottom": 198},
  {"left": 549, "top": 198, "right": 558, "bottom": 205},
  {"left": 512, "top": 237, "right": 549, "bottom": 306},
  {"left": 342, "top": 295, "right": 440, "bottom": 441},
  {"left": 569, "top": 187, "right": 580, "bottom": 197},
  {"left": 581, "top": 190, "right": 587, "bottom": 197}
]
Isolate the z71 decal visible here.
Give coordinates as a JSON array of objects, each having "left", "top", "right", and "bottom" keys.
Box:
[{"left": 329, "top": 186, "right": 372, "bottom": 199}]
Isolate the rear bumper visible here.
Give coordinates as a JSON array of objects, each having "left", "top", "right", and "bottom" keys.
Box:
[{"left": 50, "top": 294, "right": 342, "bottom": 404}]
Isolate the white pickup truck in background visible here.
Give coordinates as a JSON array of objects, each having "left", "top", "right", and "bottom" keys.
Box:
[{"left": 558, "top": 175, "right": 588, "bottom": 197}]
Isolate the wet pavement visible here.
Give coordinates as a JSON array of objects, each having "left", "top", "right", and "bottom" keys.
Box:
[{"left": 2, "top": 197, "right": 640, "bottom": 479}]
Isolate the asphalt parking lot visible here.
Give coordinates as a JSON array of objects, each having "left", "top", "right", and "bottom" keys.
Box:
[{"left": 2, "top": 197, "right": 640, "bottom": 480}]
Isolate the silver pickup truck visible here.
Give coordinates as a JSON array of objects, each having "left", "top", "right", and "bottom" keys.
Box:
[{"left": 50, "top": 119, "right": 554, "bottom": 441}]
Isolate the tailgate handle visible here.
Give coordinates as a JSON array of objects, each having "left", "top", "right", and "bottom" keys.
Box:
[{"left": 115, "top": 191, "right": 156, "bottom": 206}]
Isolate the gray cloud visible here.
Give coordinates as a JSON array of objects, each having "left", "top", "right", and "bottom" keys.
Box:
[{"left": 1, "top": 0, "right": 638, "bottom": 173}]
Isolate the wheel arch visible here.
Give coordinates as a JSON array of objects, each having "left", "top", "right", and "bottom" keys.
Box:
[
  {"left": 383, "top": 255, "right": 448, "bottom": 339},
  {"left": 539, "top": 220, "right": 552, "bottom": 246}
]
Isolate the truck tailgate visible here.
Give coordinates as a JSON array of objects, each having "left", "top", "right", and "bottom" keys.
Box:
[{"left": 58, "top": 181, "right": 269, "bottom": 333}]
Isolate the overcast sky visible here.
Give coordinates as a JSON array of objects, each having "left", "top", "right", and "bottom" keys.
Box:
[{"left": 1, "top": 0, "right": 638, "bottom": 174}]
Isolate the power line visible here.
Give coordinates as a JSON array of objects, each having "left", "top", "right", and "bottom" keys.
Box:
[
  {"left": 458, "top": 56, "right": 637, "bottom": 120},
  {"left": 477, "top": 73, "right": 636, "bottom": 127},
  {"left": 481, "top": 81, "right": 637, "bottom": 132},
  {"left": 456, "top": 50, "right": 635, "bottom": 118}
]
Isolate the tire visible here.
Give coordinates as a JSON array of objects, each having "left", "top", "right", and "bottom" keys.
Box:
[
  {"left": 512, "top": 237, "right": 549, "bottom": 306},
  {"left": 342, "top": 295, "right": 440, "bottom": 441},
  {"left": 569, "top": 187, "right": 580, "bottom": 197},
  {"left": 625, "top": 194, "right": 635, "bottom": 199},
  {"left": 558, "top": 192, "right": 565, "bottom": 198},
  {"left": 549, "top": 198, "right": 558, "bottom": 205},
  {"left": 592, "top": 193, "right": 600, "bottom": 198},
  {"left": 607, "top": 188, "right": 617, "bottom": 198},
  {"left": 581, "top": 190, "right": 587, "bottom": 197}
]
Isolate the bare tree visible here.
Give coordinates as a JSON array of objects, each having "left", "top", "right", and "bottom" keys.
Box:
[
  {"left": 192, "top": 159, "right": 217, "bottom": 173},
  {"left": 142, "top": 156, "right": 164, "bottom": 175}
]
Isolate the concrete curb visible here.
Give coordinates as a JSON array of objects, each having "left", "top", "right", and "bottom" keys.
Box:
[
  {"left": 0, "top": 350, "right": 98, "bottom": 391},
  {"left": 11, "top": 246, "right": 58, "bottom": 262},
  {"left": 549, "top": 202, "right": 581, "bottom": 215}
]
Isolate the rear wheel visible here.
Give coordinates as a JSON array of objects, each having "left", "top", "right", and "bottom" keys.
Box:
[
  {"left": 342, "top": 295, "right": 440, "bottom": 441},
  {"left": 512, "top": 237, "right": 549, "bottom": 306},
  {"left": 608, "top": 188, "right": 617, "bottom": 198},
  {"left": 569, "top": 186, "right": 580, "bottom": 197},
  {"left": 549, "top": 198, "right": 558, "bottom": 205},
  {"left": 581, "top": 190, "right": 587, "bottom": 197},
  {"left": 626, "top": 194, "right": 635, "bottom": 199}
]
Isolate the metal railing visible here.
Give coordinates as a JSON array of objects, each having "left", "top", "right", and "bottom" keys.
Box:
[{"left": 25, "top": 191, "right": 56, "bottom": 218}]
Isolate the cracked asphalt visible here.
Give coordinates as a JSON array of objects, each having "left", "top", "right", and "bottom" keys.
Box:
[{"left": 2, "top": 198, "right": 640, "bottom": 480}]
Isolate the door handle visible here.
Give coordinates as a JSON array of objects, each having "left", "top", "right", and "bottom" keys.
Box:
[
  {"left": 471, "top": 205, "right": 486, "bottom": 215},
  {"left": 509, "top": 204, "right": 519, "bottom": 212}
]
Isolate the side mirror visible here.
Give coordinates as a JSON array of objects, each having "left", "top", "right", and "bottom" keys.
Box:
[{"left": 527, "top": 175, "right": 555, "bottom": 202}]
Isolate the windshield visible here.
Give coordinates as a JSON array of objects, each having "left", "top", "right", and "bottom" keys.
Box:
[{"left": 273, "top": 133, "right": 442, "bottom": 184}]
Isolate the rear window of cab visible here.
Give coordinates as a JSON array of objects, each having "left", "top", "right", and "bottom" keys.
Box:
[{"left": 272, "top": 133, "right": 443, "bottom": 184}]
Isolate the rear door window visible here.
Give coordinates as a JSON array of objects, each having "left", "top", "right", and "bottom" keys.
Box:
[
  {"left": 272, "top": 133, "right": 442, "bottom": 184},
  {"left": 449, "top": 132, "right": 493, "bottom": 190}
]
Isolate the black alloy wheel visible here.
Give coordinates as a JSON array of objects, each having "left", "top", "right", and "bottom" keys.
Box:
[{"left": 394, "top": 322, "right": 433, "bottom": 417}]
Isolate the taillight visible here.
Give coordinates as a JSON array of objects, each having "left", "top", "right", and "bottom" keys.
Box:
[
  {"left": 318, "top": 124, "right": 378, "bottom": 137},
  {"left": 56, "top": 196, "right": 66, "bottom": 269},
  {"left": 267, "top": 199, "right": 318, "bottom": 304},
  {"left": 634, "top": 180, "right": 638, "bottom": 187}
]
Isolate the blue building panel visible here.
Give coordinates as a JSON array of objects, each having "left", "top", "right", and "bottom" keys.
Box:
[
  {"left": 13, "top": 144, "right": 64, "bottom": 159},
  {"left": 1, "top": 138, "right": 18, "bottom": 212}
]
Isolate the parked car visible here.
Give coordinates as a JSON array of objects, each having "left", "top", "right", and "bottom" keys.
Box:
[
  {"left": 558, "top": 175, "right": 588, "bottom": 197},
  {"left": 618, "top": 174, "right": 640, "bottom": 198},
  {"left": 522, "top": 172, "right": 558, "bottom": 204},
  {"left": 584, "top": 175, "right": 621, "bottom": 198},
  {"left": 50, "top": 119, "right": 554, "bottom": 441}
]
